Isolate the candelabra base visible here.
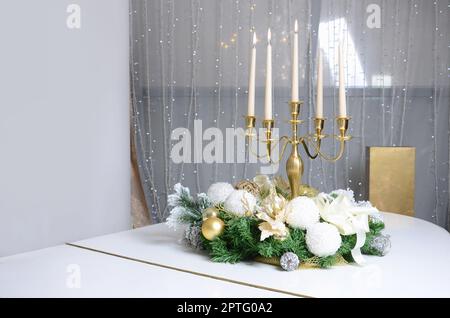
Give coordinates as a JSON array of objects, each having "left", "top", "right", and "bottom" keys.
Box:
[{"left": 296, "top": 184, "right": 319, "bottom": 198}]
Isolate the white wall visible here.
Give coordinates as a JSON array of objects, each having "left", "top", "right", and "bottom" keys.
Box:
[{"left": 0, "top": 0, "right": 131, "bottom": 256}]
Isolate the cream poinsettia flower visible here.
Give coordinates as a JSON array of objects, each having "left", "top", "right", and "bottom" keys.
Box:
[
  {"left": 256, "top": 190, "right": 289, "bottom": 241},
  {"left": 253, "top": 174, "right": 274, "bottom": 198},
  {"left": 257, "top": 213, "right": 289, "bottom": 241}
]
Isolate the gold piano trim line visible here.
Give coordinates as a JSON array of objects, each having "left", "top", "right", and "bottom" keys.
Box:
[{"left": 66, "top": 243, "right": 310, "bottom": 298}]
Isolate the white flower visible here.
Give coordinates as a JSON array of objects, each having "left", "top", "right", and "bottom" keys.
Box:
[
  {"left": 306, "top": 222, "right": 342, "bottom": 257},
  {"left": 285, "top": 196, "right": 320, "bottom": 230},
  {"left": 355, "top": 200, "right": 374, "bottom": 208},
  {"left": 207, "top": 182, "right": 235, "bottom": 205},
  {"left": 223, "top": 190, "right": 257, "bottom": 216},
  {"left": 329, "top": 188, "right": 355, "bottom": 204},
  {"left": 315, "top": 191, "right": 380, "bottom": 265},
  {"left": 315, "top": 193, "right": 378, "bottom": 235}
]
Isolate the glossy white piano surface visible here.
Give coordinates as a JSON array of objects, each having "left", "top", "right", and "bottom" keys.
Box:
[
  {"left": 0, "top": 245, "right": 288, "bottom": 297},
  {"left": 1, "top": 212, "right": 449, "bottom": 297},
  {"left": 69, "top": 212, "right": 450, "bottom": 298}
]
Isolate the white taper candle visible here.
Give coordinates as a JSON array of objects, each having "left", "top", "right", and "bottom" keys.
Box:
[
  {"left": 291, "top": 20, "right": 299, "bottom": 102},
  {"left": 338, "top": 43, "right": 347, "bottom": 117},
  {"left": 264, "top": 28, "right": 272, "bottom": 120},
  {"left": 247, "top": 32, "right": 256, "bottom": 117},
  {"left": 316, "top": 49, "right": 323, "bottom": 118}
]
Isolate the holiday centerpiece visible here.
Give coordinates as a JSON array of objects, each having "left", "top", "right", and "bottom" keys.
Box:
[
  {"left": 166, "top": 22, "right": 390, "bottom": 270},
  {"left": 166, "top": 176, "right": 390, "bottom": 271}
]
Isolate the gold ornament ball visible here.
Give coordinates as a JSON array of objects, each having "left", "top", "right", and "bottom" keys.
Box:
[
  {"left": 201, "top": 216, "right": 225, "bottom": 241},
  {"left": 202, "top": 207, "right": 219, "bottom": 220}
]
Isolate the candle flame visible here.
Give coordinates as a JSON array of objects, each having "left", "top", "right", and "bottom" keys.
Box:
[
  {"left": 267, "top": 28, "right": 271, "bottom": 43},
  {"left": 294, "top": 19, "right": 298, "bottom": 33},
  {"left": 253, "top": 32, "right": 257, "bottom": 45}
]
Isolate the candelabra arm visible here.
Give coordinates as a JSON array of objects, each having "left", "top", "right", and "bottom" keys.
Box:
[
  {"left": 303, "top": 117, "right": 351, "bottom": 162},
  {"left": 246, "top": 133, "right": 270, "bottom": 160},
  {"left": 268, "top": 136, "right": 291, "bottom": 164},
  {"left": 245, "top": 129, "right": 286, "bottom": 162},
  {"left": 317, "top": 139, "right": 346, "bottom": 162},
  {"left": 301, "top": 138, "right": 321, "bottom": 159},
  {"left": 301, "top": 135, "right": 346, "bottom": 162}
]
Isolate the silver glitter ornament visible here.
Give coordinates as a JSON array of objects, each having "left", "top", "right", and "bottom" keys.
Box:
[
  {"left": 184, "top": 224, "right": 204, "bottom": 250},
  {"left": 280, "top": 252, "right": 300, "bottom": 271},
  {"left": 369, "top": 234, "right": 391, "bottom": 256}
]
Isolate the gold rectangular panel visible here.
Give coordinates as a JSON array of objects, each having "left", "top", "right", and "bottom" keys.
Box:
[{"left": 368, "top": 147, "right": 415, "bottom": 216}]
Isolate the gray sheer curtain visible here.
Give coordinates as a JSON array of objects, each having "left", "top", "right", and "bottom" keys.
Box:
[{"left": 130, "top": 0, "right": 450, "bottom": 228}]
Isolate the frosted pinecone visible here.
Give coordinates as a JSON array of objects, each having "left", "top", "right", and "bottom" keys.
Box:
[{"left": 184, "top": 224, "right": 204, "bottom": 250}]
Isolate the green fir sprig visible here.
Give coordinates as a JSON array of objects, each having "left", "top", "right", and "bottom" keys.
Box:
[
  {"left": 166, "top": 183, "right": 211, "bottom": 228},
  {"left": 202, "top": 214, "right": 386, "bottom": 268}
]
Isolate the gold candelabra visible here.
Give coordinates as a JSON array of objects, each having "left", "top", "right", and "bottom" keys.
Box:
[{"left": 245, "top": 101, "right": 351, "bottom": 199}]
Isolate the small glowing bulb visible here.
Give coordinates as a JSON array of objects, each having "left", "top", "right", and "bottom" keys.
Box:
[
  {"left": 252, "top": 32, "right": 257, "bottom": 45},
  {"left": 267, "top": 28, "right": 271, "bottom": 43},
  {"left": 294, "top": 19, "right": 298, "bottom": 33}
]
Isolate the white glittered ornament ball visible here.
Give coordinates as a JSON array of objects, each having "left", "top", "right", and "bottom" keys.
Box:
[
  {"left": 223, "top": 190, "right": 257, "bottom": 216},
  {"left": 285, "top": 196, "right": 320, "bottom": 230},
  {"left": 207, "top": 182, "right": 235, "bottom": 205},
  {"left": 306, "top": 222, "right": 342, "bottom": 257}
]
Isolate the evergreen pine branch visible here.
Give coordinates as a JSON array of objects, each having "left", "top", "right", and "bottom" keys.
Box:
[
  {"left": 360, "top": 219, "right": 386, "bottom": 256},
  {"left": 226, "top": 217, "right": 258, "bottom": 249},
  {"left": 196, "top": 193, "right": 212, "bottom": 211},
  {"left": 256, "top": 228, "right": 313, "bottom": 261},
  {"left": 317, "top": 254, "right": 339, "bottom": 268},
  {"left": 280, "top": 228, "right": 312, "bottom": 260},
  {"left": 167, "top": 184, "right": 210, "bottom": 227},
  {"left": 361, "top": 232, "right": 383, "bottom": 256},
  {"left": 338, "top": 234, "right": 356, "bottom": 256},
  {"left": 257, "top": 237, "right": 284, "bottom": 258},
  {"left": 369, "top": 219, "right": 385, "bottom": 235},
  {"left": 208, "top": 237, "right": 245, "bottom": 263}
]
